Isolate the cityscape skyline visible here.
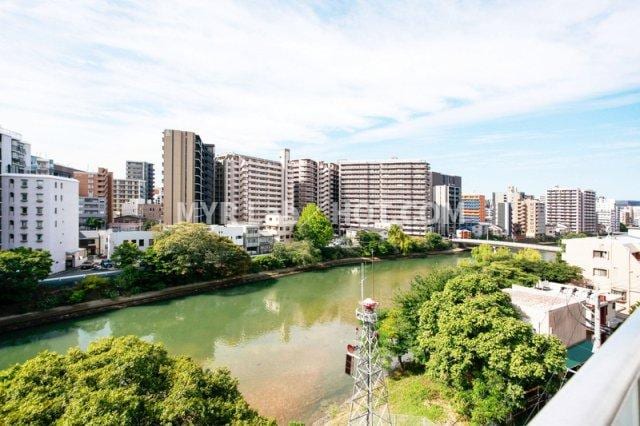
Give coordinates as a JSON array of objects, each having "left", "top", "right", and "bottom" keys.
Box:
[{"left": 1, "top": 1, "right": 639, "bottom": 199}]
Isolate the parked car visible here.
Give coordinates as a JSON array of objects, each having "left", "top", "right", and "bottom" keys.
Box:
[
  {"left": 79, "top": 260, "right": 95, "bottom": 270},
  {"left": 100, "top": 259, "right": 114, "bottom": 269}
]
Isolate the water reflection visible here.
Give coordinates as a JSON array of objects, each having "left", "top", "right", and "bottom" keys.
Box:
[{"left": 0, "top": 255, "right": 465, "bottom": 423}]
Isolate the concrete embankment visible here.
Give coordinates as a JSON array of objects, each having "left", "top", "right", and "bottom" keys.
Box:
[{"left": 0, "top": 249, "right": 468, "bottom": 334}]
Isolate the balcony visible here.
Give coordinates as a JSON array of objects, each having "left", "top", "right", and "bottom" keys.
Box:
[{"left": 531, "top": 311, "right": 640, "bottom": 425}]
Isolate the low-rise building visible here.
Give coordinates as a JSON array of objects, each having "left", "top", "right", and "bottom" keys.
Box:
[
  {"left": 562, "top": 229, "right": 640, "bottom": 312},
  {"left": 210, "top": 224, "right": 274, "bottom": 254},
  {"left": 262, "top": 214, "right": 296, "bottom": 243},
  {"left": 79, "top": 197, "right": 107, "bottom": 229}
]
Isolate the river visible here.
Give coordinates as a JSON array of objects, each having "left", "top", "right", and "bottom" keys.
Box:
[{"left": 0, "top": 254, "right": 467, "bottom": 423}]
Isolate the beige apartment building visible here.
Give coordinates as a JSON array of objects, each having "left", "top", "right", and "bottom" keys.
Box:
[
  {"left": 317, "top": 161, "right": 339, "bottom": 226},
  {"left": 512, "top": 198, "right": 546, "bottom": 238},
  {"left": 112, "top": 178, "right": 145, "bottom": 217},
  {"left": 73, "top": 167, "right": 113, "bottom": 224},
  {"left": 563, "top": 229, "right": 640, "bottom": 312},
  {"left": 216, "top": 152, "right": 284, "bottom": 224},
  {"left": 162, "top": 129, "right": 215, "bottom": 225},
  {"left": 339, "top": 160, "right": 431, "bottom": 236},
  {"left": 546, "top": 187, "right": 596, "bottom": 234},
  {"left": 287, "top": 158, "right": 318, "bottom": 216}
]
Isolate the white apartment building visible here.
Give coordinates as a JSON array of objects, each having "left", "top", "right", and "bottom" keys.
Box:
[
  {"left": 112, "top": 178, "right": 145, "bottom": 217},
  {"left": 512, "top": 198, "right": 546, "bottom": 238},
  {"left": 339, "top": 160, "right": 431, "bottom": 236},
  {"left": 546, "top": 187, "right": 596, "bottom": 234},
  {"left": 596, "top": 197, "right": 620, "bottom": 234},
  {"left": 217, "top": 153, "right": 284, "bottom": 224},
  {"left": 563, "top": 229, "right": 640, "bottom": 312},
  {"left": 0, "top": 174, "right": 79, "bottom": 273},
  {"left": 262, "top": 213, "right": 296, "bottom": 243},
  {"left": 210, "top": 224, "right": 274, "bottom": 254}
]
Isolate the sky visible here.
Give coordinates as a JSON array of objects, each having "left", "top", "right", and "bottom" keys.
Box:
[{"left": 0, "top": 0, "right": 639, "bottom": 199}]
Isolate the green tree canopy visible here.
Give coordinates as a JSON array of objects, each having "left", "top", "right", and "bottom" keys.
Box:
[
  {"left": 84, "top": 217, "right": 105, "bottom": 230},
  {"left": 0, "top": 336, "right": 273, "bottom": 425},
  {"left": 151, "top": 222, "right": 251, "bottom": 280},
  {"left": 294, "top": 203, "right": 334, "bottom": 248},
  {"left": 111, "top": 241, "right": 143, "bottom": 268},
  {"left": 387, "top": 224, "right": 412, "bottom": 255},
  {"left": 356, "top": 231, "right": 394, "bottom": 256},
  {"left": 271, "top": 241, "right": 321, "bottom": 267},
  {"left": 0, "top": 247, "right": 52, "bottom": 304}
]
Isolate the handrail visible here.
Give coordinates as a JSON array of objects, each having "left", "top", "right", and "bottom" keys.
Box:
[{"left": 530, "top": 311, "right": 640, "bottom": 425}]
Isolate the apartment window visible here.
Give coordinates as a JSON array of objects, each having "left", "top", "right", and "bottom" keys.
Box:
[
  {"left": 36, "top": 193, "right": 43, "bottom": 203},
  {"left": 138, "top": 239, "right": 144, "bottom": 247},
  {"left": 21, "top": 179, "right": 28, "bottom": 188},
  {"left": 54, "top": 195, "right": 57, "bottom": 201},
  {"left": 36, "top": 179, "right": 43, "bottom": 189},
  {"left": 36, "top": 220, "right": 43, "bottom": 229},
  {"left": 36, "top": 234, "right": 43, "bottom": 243},
  {"left": 21, "top": 193, "right": 28, "bottom": 202},
  {"left": 20, "top": 220, "right": 27, "bottom": 229},
  {"left": 54, "top": 182, "right": 58, "bottom": 188},
  {"left": 37, "top": 207, "right": 43, "bottom": 216},
  {"left": 593, "top": 250, "right": 608, "bottom": 259},
  {"left": 54, "top": 208, "right": 57, "bottom": 214},
  {"left": 593, "top": 268, "right": 608, "bottom": 277},
  {"left": 21, "top": 207, "right": 28, "bottom": 216},
  {"left": 20, "top": 234, "right": 28, "bottom": 243}
]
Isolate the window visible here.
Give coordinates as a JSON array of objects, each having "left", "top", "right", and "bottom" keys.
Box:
[
  {"left": 593, "top": 250, "right": 608, "bottom": 259},
  {"left": 36, "top": 220, "right": 43, "bottom": 229},
  {"left": 36, "top": 234, "right": 43, "bottom": 243},
  {"left": 36, "top": 179, "right": 43, "bottom": 189},
  {"left": 138, "top": 239, "right": 144, "bottom": 247},
  {"left": 20, "top": 234, "right": 28, "bottom": 243},
  {"left": 36, "top": 193, "right": 43, "bottom": 203},
  {"left": 612, "top": 289, "right": 627, "bottom": 303},
  {"left": 20, "top": 179, "right": 28, "bottom": 188},
  {"left": 21, "top": 207, "right": 28, "bottom": 216},
  {"left": 593, "top": 268, "right": 608, "bottom": 277},
  {"left": 21, "top": 220, "right": 27, "bottom": 229},
  {"left": 21, "top": 193, "right": 27, "bottom": 202},
  {"left": 54, "top": 195, "right": 57, "bottom": 201},
  {"left": 37, "top": 207, "right": 43, "bottom": 216}
]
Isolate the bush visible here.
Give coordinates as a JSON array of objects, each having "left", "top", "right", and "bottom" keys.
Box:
[
  {"left": 252, "top": 254, "right": 285, "bottom": 271},
  {"left": 320, "top": 245, "right": 362, "bottom": 261},
  {"left": 111, "top": 242, "right": 143, "bottom": 268},
  {"left": 272, "top": 241, "right": 322, "bottom": 267}
]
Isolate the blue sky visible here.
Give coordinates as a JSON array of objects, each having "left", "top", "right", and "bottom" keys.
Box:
[{"left": 0, "top": 0, "right": 639, "bottom": 199}]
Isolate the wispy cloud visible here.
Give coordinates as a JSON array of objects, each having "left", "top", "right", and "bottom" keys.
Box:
[{"left": 0, "top": 0, "right": 639, "bottom": 179}]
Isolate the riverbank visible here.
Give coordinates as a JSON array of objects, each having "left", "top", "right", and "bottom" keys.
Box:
[{"left": 0, "top": 248, "right": 468, "bottom": 334}]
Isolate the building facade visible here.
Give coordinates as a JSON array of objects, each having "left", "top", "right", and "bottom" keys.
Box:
[
  {"left": 462, "top": 194, "right": 486, "bottom": 223},
  {"left": 287, "top": 158, "right": 318, "bottom": 217},
  {"left": 563, "top": 229, "right": 640, "bottom": 312},
  {"left": 512, "top": 198, "right": 546, "bottom": 238},
  {"left": 162, "top": 129, "right": 215, "bottom": 225},
  {"left": 596, "top": 197, "right": 620, "bottom": 234},
  {"left": 112, "top": 178, "right": 145, "bottom": 217},
  {"left": 339, "top": 160, "right": 432, "bottom": 236},
  {"left": 317, "top": 161, "right": 340, "bottom": 227},
  {"left": 73, "top": 168, "right": 114, "bottom": 224},
  {"left": 0, "top": 174, "right": 79, "bottom": 273},
  {"left": 126, "top": 161, "right": 155, "bottom": 201},
  {"left": 216, "top": 153, "right": 283, "bottom": 224},
  {"left": 546, "top": 187, "right": 597, "bottom": 234},
  {"left": 431, "top": 172, "right": 462, "bottom": 236},
  {"left": 79, "top": 197, "right": 108, "bottom": 229}
]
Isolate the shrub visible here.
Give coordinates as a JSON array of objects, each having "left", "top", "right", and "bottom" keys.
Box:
[
  {"left": 252, "top": 254, "right": 285, "bottom": 271},
  {"left": 271, "top": 241, "right": 321, "bottom": 267}
]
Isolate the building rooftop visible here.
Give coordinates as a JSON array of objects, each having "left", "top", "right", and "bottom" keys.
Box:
[{"left": 503, "top": 283, "right": 584, "bottom": 313}]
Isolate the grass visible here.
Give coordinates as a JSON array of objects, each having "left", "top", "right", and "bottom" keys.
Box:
[{"left": 387, "top": 368, "right": 455, "bottom": 423}]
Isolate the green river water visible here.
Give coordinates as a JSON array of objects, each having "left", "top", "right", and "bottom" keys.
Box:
[{"left": 0, "top": 254, "right": 467, "bottom": 423}]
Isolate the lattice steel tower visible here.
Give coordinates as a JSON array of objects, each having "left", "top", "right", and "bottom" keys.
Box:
[{"left": 347, "top": 266, "right": 391, "bottom": 425}]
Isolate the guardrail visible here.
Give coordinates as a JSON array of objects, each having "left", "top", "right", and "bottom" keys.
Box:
[
  {"left": 530, "top": 310, "right": 640, "bottom": 425},
  {"left": 451, "top": 238, "right": 562, "bottom": 252}
]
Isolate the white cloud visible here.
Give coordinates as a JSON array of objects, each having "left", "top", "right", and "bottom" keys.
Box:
[{"left": 0, "top": 0, "right": 639, "bottom": 177}]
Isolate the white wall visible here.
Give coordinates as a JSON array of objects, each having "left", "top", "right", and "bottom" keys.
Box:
[{"left": 1, "top": 173, "right": 79, "bottom": 273}]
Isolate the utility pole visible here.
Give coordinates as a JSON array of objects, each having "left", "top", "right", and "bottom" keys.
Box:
[{"left": 592, "top": 291, "right": 601, "bottom": 353}]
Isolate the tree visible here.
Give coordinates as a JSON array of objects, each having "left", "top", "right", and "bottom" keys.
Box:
[
  {"left": 143, "top": 219, "right": 158, "bottom": 231},
  {"left": 356, "top": 231, "right": 394, "bottom": 256},
  {"left": 271, "top": 241, "right": 321, "bottom": 267},
  {"left": 151, "top": 222, "right": 251, "bottom": 281},
  {"left": 0, "top": 248, "right": 52, "bottom": 304},
  {"left": 85, "top": 217, "right": 105, "bottom": 230},
  {"left": 388, "top": 224, "right": 412, "bottom": 255},
  {"left": 423, "top": 232, "right": 451, "bottom": 251},
  {"left": 111, "top": 241, "right": 143, "bottom": 268},
  {"left": 294, "top": 203, "right": 334, "bottom": 248},
  {"left": 0, "top": 336, "right": 274, "bottom": 425}
]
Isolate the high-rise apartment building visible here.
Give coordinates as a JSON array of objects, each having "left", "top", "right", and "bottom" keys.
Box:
[
  {"left": 162, "top": 129, "right": 215, "bottom": 225},
  {"left": 546, "top": 187, "right": 597, "bottom": 234},
  {"left": 596, "top": 197, "right": 620, "bottom": 234},
  {"left": 216, "top": 153, "right": 283, "bottom": 224},
  {"left": 512, "top": 198, "right": 546, "bottom": 238},
  {"left": 317, "top": 161, "right": 339, "bottom": 227},
  {"left": 287, "top": 158, "right": 318, "bottom": 216},
  {"left": 462, "top": 194, "right": 486, "bottom": 223},
  {"left": 126, "top": 161, "right": 155, "bottom": 201},
  {"left": 112, "top": 178, "right": 146, "bottom": 217},
  {"left": 431, "top": 172, "right": 462, "bottom": 236},
  {"left": 339, "top": 160, "right": 431, "bottom": 236},
  {"left": 73, "top": 167, "right": 114, "bottom": 224}
]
